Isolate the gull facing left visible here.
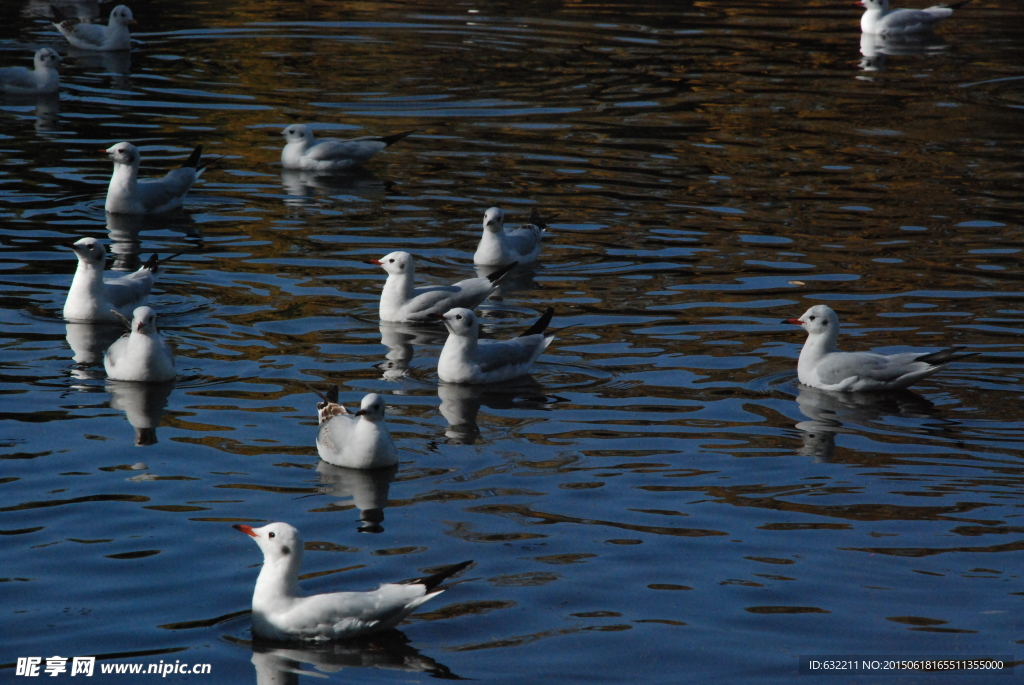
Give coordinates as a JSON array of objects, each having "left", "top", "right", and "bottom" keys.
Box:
[
  {"left": 314, "top": 386, "right": 399, "bottom": 470},
  {"left": 104, "top": 142, "right": 206, "bottom": 214},
  {"left": 52, "top": 4, "right": 135, "bottom": 51},
  {"left": 438, "top": 307, "right": 555, "bottom": 384},
  {"left": 860, "top": 0, "right": 970, "bottom": 36},
  {"left": 63, "top": 237, "right": 175, "bottom": 323},
  {"left": 232, "top": 522, "right": 471, "bottom": 641},
  {"left": 104, "top": 306, "right": 176, "bottom": 382},
  {"left": 281, "top": 124, "right": 416, "bottom": 173},
  {"left": 369, "top": 251, "right": 517, "bottom": 323},
  {"left": 786, "top": 304, "right": 976, "bottom": 392},
  {"left": 0, "top": 48, "right": 61, "bottom": 96}
]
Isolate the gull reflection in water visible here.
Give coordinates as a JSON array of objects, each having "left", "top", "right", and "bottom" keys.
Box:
[
  {"left": 280, "top": 169, "right": 389, "bottom": 206},
  {"left": 794, "top": 385, "right": 938, "bottom": 462},
  {"left": 377, "top": 322, "right": 447, "bottom": 381},
  {"left": 859, "top": 32, "right": 949, "bottom": 72},
  {"left": 23, "top": 0, "right": 110, "bottom": 21},
  {"left": 0, "top": 92, "right": 61, "bottom": 132},
  {"left": 316, "top": 462, "right": 397, "bottom": 534},
  {"left": 472, "top": 262, "right": 540, "bottom": 301},
  {"left": 249, "top": 632, "right": 460, "bottom": 684},
  {"left": 106, "top": 379, "right": 175, "bottom": 446},
  {"left": 106, "top": 211, "right": 201, "bottom": 272},
  {"left": 66, "top": 322, "right": 123, "bottom": 381},
  {"left": 438, "top": 378, "right": 554, "bottom": 445}
]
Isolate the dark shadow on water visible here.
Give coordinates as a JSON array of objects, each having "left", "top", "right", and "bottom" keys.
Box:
[
  {"left": 316, "top": 462, "right": 398, "bottom": 534},
  {"left": 106, "top": 379, "right": 175, "bottom": 446}
]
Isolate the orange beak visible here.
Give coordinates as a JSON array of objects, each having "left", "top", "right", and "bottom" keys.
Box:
[
  {"left": 232, "top": 524, "right": 258, "bottom": 537},
  {"left": 365, "top": 259, "right": 383, "bottom": 265},
  {"left": 783, "top": 318, "right": 803, "bottom": 325}
]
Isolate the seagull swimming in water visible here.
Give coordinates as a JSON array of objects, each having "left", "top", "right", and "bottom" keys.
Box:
[
  {"left": 52, "top": 4, "right": 135, "bottom": 51},
  {"left": 859, "top": 0, "right": 970, "bottom": 36},
  {"left": 368, "top": 251, "right": 517, "bottom": 323},
  {"left": 63, "top": 237, "right": 176, "bottom": 323},
  {"left": 104, "top": 142, "right": 206, "bottom": 214},
  {"left": 438, "top": 307, "right": 555, "bottom": 385},
  {"left": 232, "top": 521, "right": 471, "bottom": 641},
  {"left": 313, "top": 386, "right": 399, "bottom": 470},
  {"left": 0, "top": 48, "right": 61, "bottom": 96},
  {"left": 280, "top": 124, "right": 415, "bottom": 173},
  {"left": 103, "top": 306, "right": 176, "bottom": 382},
  {"left": 785, "top": 304, "right": 977, "bottom": 392},
  {"left": 473, "top": 207, "right": 549, "bottom": 267}
]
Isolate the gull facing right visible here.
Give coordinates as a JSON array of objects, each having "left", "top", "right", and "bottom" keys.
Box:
[
  {"left": 438, "top": 307, "right": 555, "bottom": 384},
  {"left": 232, "top": 521, "right": 471, "bottom": 641},
  {"left": 104, "top": 142, "right": 206, "bottom": 214},
  {"left": 369, "top": 251, "right": 517, "bottom": 323},
  {"left": 0, "top": 48, "right": 61, "bottom": 96},
  {"left": 786, "top": 304, "right": 976, "bottom": 392},
  {"left": 104, "top": 306, "right": 176, "bottom": 382},
  {"left": 280, "top": 124, "right": 415, "bottom": 173},
  {"left": 63, "top": 237, "right": 175, "bottom": 323},
  {"left": 473, "top": 207, "right": 549, "bottom": 267},
  {"left": 313, "top": 386, "right": 399, "bottom": 470},
  {"left": 52, "top": 4, "right": 135, "bottom": 51},
  {"left": 859, "top": 0, "right": 970, "bottom": 36}
]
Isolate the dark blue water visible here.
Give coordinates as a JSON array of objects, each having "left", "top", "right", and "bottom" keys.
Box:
[{"left": 2, "top": 0, "right": 1023, "bottom": 682}]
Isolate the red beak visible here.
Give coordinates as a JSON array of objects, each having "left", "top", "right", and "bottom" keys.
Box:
[
  {"left": 232, "top": 524, "right": 258, "bottom": 537},
  {"left": 783, "top": 318, "right": 803, "bottom": 325},
  {"left": 365, "top": 259, "right": 383, "bottom": 265},
  {"left": 433, "top": 313, "right": 447, "bottom": 321},
  {"left": 136, "top": 322, "right": 143, "bottom": 332}
]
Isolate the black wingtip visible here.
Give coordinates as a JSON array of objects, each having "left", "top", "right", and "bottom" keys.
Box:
[
  {"left": 50, "top": 4, "right": 71, "bottom": 23},
  {"left": 486, "top": 261, "right": 518, "bottom": 284},
  {"left": 325, "top": 385, "right": 339, "bottom": 404},
  {"left": 529, "top": 207, "right": 556, "bottom": 230},
  {"left": 519, "top": 308, "right": 554, "bottom": 338},
  {"left": 380, "top": 130, "right": 417, "bottom": 147},
  {"left": 142, "top": 254, "right": 159, "bottom": 271},
  {"left": 182, "top": 145, "right": 203, "bottom": 169},
  {"left": 407, "top": 560, "right": 473, "bottom": 591},
  {"left": 914, "top": 348, "right": 979, "bottom": 366}
]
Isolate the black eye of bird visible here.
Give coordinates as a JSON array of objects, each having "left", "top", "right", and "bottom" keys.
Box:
[
  {"left": 809, "top": 316, "right": 816, "bottom": 321},
  {"left": 268, "top": 532, "right": 275, "bottom": 539},
  {"left": 388, "top": 258, "right": 395, "bottom": 263},
  {"left": 456, "top": 314, "right": 462, "bottom": 320}
]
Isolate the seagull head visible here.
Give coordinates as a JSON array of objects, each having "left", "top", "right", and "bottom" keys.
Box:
[
  {"left": 70, "top": 237, "right": 106, "bottom": 265},
  {"left": 110, "top": 5, "right": 136, "bottom": 26},
  {"left": 105, "top": 142, "right": 140, "bottom": 167},
  {"left": 441, "top": 307, "right": 478, "bottom": 338},
  {"left": 233, "top": 521, "right": 304, "bottom": 569},
  {"left": 35, "top": 48, "right": 62, "bottom": 69},
  {"left": 483, "top": 207, "right": 505, "bottom": 233},
  {"left": 368, "top": 251, "right": 412, "bottom": 277},
  {"left": 281, "top": 124, "right": 314, "bottom": 145},
  {"left": 354, "top": 393, "right": 387, "bottom": 421},
  {"left": 132, "top": 306, "right": 158, "bottom": 334},
  {"left": 859, "top": 0, "right": 886, "bottom": 9},
  {"left": 785, "top": 304, "right": 839, "bottom": 340}
]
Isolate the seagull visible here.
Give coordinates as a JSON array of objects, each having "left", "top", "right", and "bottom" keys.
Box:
[
  {"left": 860, "top": 0, "right": 970, "bottom": 36},
  {"left": 104, "top": 142, "right": 206, "bottom": 214},
  {"left": 438, "top": 307, "right": 555, "bottom": 385},
  {"left": 0, "top": 48, "right": 61, "bottom": 96},
  {"left": 280, "top": 124, "right": 416, "bottom": 173},
  {"left": 473, "top": 207, "right": 550, "bottom": 267},
  {"left": 368, "top": 251, "right": 517, "bottom": 323},
  {"left": 103, "top": 306, "right": 176, "bottom": 382},
  {"left": 785, "top": 304, "right": 977, "bottom": 392},
  {"left": 52, "top": 4, "right": 135, "bottom": 51},
  {"left": 63, "top": 237, "right": 176, "bottom": 323},
  {"left": 312, "top": 386, "right": 399, "bottom": 470},
  {"left": 232, "top": 521, "right": 472, "bottom": 641}
]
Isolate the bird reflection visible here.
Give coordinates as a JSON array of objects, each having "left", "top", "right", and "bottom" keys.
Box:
[
  {"left": 66, "top": 322, "right": 123, "bottom": 381},
  {"left": 66, "top": 46, "right": 132, "bottom": 81},
  {"left": 106, "top": 379, "right": 175, "bottom": 446},
  {"left": 437, "top": 378, "right": 552, "bottom": 444},
  {"left": 249, "top": 631, "right": 460, "bottom": 683},
  {"left": 316, "top": 462, "right": 397, "bottom": 533},
  {"left": 859, "top": 32, "right": 949, "bottom": 72},
  {"left": 0, "top": 92, "right": 61, "bottom": 132},
  {"left": 22, "top": 0, "right": 109, "bottom": 21},
  {"left": 472, "top": 262, "right": 540, "bottom": 301},
  {"left": 280, "top": 169, "right": 389, "bottom": 206},
  {"left": 377, "top": 322, "right": 447, "bottom": 381},
  {"left": 794, "top": 385, "right": 938, "bottom": 461},
  {"left": 106, "top": 211, "right": 201, "bottom": 272}
]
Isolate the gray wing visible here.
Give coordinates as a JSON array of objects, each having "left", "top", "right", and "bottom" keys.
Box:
[
  {"left": 319, "top": 413, "right": 357, "bottom": 453},
  {"left": 475, "top": 337, "right": 544, "bottom": 374},
  {"left": 505, "top": 226, "right": 541, "bottom": 254},
  {"left": 883, "top": 8, "right": 950, "bottom": 31},
  {"left": 404, "top": 285, "right": 467, "bottom": 316},
  {"left": 67, "top": 22, "right": 108, "bottom": 47},
  {"left": 815, "top": 351, "right": 924, "bottom": 385},
  {"left": 137, "top": 168, "right": 197, "bottom": 211},
  {"left": 103, "top": 269, "right": 155, "bottom": 309},
  {"left": 307, "top": 138, "right": 386, "bottom": 164}
]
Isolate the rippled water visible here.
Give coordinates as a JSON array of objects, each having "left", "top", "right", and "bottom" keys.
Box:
[{"left": 3, "top": 0, "right": 1024, "bottom": 682}]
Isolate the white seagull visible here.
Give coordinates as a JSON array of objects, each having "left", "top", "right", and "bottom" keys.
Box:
[
  {"left": 103, "top": 306, "right": 176, "bottom": 382},
  {"left": 104, "top": 142, "right": 206, "bottom": 214},
  {"left": 438, "top": 307, "right": 555, "bottom": 385},
  {"left": 860, "top": 0, "right": 970, "bottom": 36},
  {"left": 280, "top": 124, "right": 416, "bottom": 173},
  {"left": 63, "top": 237, "right": 176, "bottom": 323},
  {"left": 52, "top": 4, "right": 135, "bottom": 51},
  {"left": 473, "top": 207, "right": 550, "bottom": 267},
  {"left": 0, "top": 48, "right": 61, "bottom": 96},
  {"left": 312, "top": 386, "right": 399, "bottom": 470},
  {"left": 786, "top": 304, "right": 977, "bottom": 392},
  {"left": 232, "top": 522, "right": 472, "bottom": 641},
  {"left": 368, "top": 251, "right": 517, "bottom": 323}
]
